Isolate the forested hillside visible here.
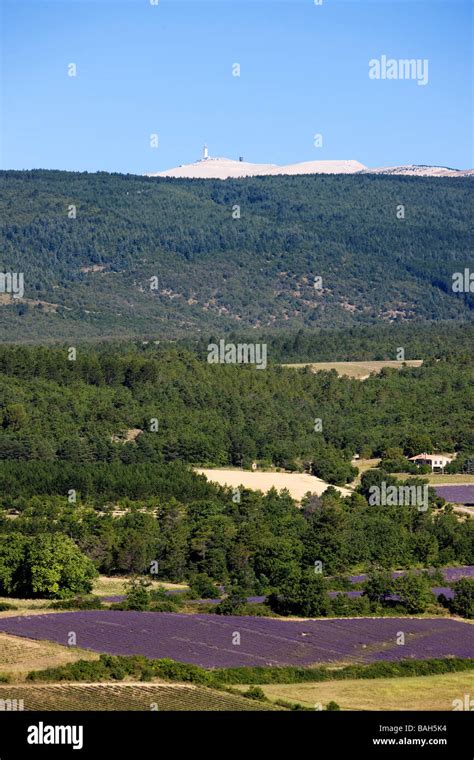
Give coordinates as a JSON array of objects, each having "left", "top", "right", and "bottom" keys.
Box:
[
  {"left": 0, "top": 170, "right": 472, "bottom": 342},
  {"left": 174, "top": 322, "right": 474, "bottom": 362},
  {"left": 0, "top": 344, "right": 472, "bottom": 476}
]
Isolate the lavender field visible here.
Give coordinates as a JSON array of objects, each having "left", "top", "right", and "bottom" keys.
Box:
[
  {"left": 435, "top": 486, "right": 474, "bottom": 505},
  {"left": 0, "top": 612, "right": 472, "bottom": 668}
]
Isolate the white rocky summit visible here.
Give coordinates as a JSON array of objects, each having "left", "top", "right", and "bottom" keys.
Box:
[{"left": 147, "top": 147, "right": 471, "bottom": 180}]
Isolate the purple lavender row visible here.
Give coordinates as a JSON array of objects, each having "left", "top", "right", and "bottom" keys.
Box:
[{"left": 434, "top": 486, "right": 474, "bottom": 505}]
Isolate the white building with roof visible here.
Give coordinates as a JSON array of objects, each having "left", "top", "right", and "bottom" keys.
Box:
[{"left": 408, "top": 453, "right": 454, "bottom": 472}]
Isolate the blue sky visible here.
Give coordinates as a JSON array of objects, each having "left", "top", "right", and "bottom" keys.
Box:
[{"left": 1, "top": 0, "right": 472, "bottom": 172}]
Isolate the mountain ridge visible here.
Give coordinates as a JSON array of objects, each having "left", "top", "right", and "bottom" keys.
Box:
[
  {"left": 0, "top": 169, "right": 472, "bottom": 342},
  {"left": 149, "top": 156, "right": 472, "bottom": 180}
]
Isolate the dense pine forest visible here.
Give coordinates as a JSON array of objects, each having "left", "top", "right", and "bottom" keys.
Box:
[
  {"left": 173, "top": 322, "right": 474, "bottom": 362},
  {"left": 0, "top": 343, "right": 473, "bottom": 472},
  {"left": 0, "top": 170, "right": 473, "bottom": 341}
]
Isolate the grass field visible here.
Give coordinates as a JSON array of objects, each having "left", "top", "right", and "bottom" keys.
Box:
[
  {"left": 0, "top": 577, "right": 189, "bottom": 618},
  {"left": 0, "top": 633, "right": 98, "bottom": 677},
  {"left": 0, "top": 598, "right": 49, "bottom": 616},
  {"left": 0, "top": 682, "right": 281, "bottom": 711},
  {"left": 0, "top": 575, "right": 190, "bottom": 622},
  {"left": 282, "top": 360, "right": 423, "bottom": 380},
  {"left": 393, "top": 473, "right": 474, "bottom": 485},
  {"left": 234, "top": 672, "right": 474, "bottom": 711},
  {"left": 351, "top": 458, "right": 380, "bottom": 485},
  {"left": 92, "top": 575, "right": 188, "bottom": 598}
]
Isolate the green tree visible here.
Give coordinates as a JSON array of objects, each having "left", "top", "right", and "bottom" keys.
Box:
[
  {"left": 3, "top": 404, "right": 27, "bottom": 431},
  {"left": 0, "top": 534, "right": 27, "bottom": 595},
  {"left": 395, "top": 573, "right": 435, "bottom": 614},
  {"left": 267, "top": 570, "right": 330, "bottom": 617},
  {"left": 363, "top": 570, "right": 394, "bottom": 604},
  {"left": 1, "top": 533, "right": 98, "bottom": 598},
  {"left": 450, "top": 578, "right": 474, "bottom": 619},
  {"left": 114, "top": 512, "right": 159, "bottom": 574}
]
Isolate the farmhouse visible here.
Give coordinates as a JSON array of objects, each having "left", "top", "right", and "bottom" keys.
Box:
[{"left": 409, "top": 453, "right": 454, "bottom": 472}]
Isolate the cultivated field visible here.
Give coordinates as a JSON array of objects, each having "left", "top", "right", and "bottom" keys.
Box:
[
  {"left": 0, "top": 633, "right": 98, "bottom": 676},
  {"left": 195, "top": 468, "right": 351, "bottom": 499},
  {"left": 0, "top": 612, "right": 472, "bottom": 668},
  {"left": 282, "top": 360, "right": 423, "bottom": 380},
  {"left": 0, "top": 682, "right": 280, "bottom": 711},
  {"left": 435, "top": 485, "right": 474, "bottom": 505},
  {"left": 239, "top": 672, "right": 474, "bottom": 711}
]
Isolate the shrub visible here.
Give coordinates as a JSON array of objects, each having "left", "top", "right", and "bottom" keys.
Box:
[
  {"left": 330, "top": 593, "right": 371, "bottom": 617},
  {"left": 149, "top": 585, "right": 173, "bottom": 602},
  {"left": 243, "top": 686, "right": 267, "bottom": 701},
  {"left": 311, "top": 445, "right": 358, "bottom": 485},
  {"left": 188, "top": 573, "right": 221, "bottom": 600},
  {"left": 26, "top": 655, "right": 474, "bottom": 688},
  {"left": 212, "top": 602, "right": 271, "bottom": 617},
  {"left": 326, "top": 701, "right": 341, "bottom": 711},
  {"left": 0, "top": 602, "right": 17, "bottom": 611},
  {"left": 274, "top": 699, "right": 313, "bottom": 711},
  {"left": 326, "top": 575, "right": 354, "bottom": 591},
  {"left": 123, "top": 577, "right": 151, "bottom": 610},
  {"left": 149, "top": 600, "right": 181, "bottom": 612},
  {"left": 363, "top": 570, "right": 394, "bottom": 604},
  {"left": 153, "top": 659, "right": 213, "bottom": 686},
  {"left": 27, "top": 655, "right": 151, "bottom": 683},
  {"left": 211, "top": 657, "right": 474, "bottom": 685},
  {"left": 49, "top": 595, "right": 104, "bottom": 610},
  {"left": 215, "top": 587, "right": 248, "bottom": 615}
]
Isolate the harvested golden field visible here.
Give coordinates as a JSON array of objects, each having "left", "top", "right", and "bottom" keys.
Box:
[
  {"left": 237, "top": 672, "right": 474, "bottom": 711},
  {"left": 195, "top": 468, "right": 351, "bottom": 500},
  {"left": 0, "top": 682, "right": 281, "bottom": 711},
  {"left": 0, "top": 633, "right": 98, "bottom": 676},
  {"left": 282, "top": 360, "right": 423, "bottom": 380}
]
